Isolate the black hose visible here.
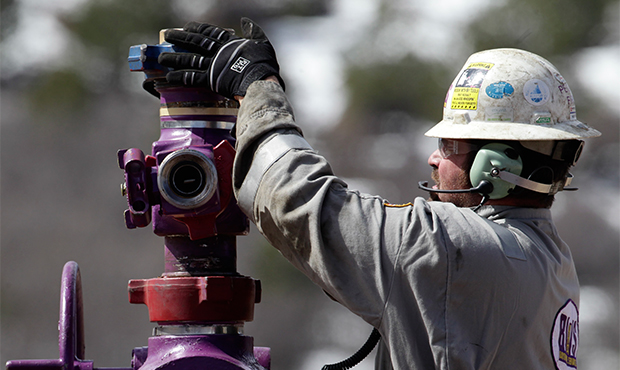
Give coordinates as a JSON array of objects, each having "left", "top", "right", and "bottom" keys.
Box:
[{"left": 321, "top": 328, "right": 381, "bottom": 370}]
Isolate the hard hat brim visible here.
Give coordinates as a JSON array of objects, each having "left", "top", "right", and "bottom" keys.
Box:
[{"left": 424, "top": 119, "right": 601, "bottom": 141}]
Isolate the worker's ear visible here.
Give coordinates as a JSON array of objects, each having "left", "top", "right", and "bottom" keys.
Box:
[{"left": 470, "top": 143, "right": 523, "bottom": 199}]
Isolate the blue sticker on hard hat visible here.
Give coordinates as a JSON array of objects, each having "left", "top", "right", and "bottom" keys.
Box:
[
  {"left": 523, "top": 79, "right": 550, "bottom": 106},
  {"left": 486, "top": 81, "right": 514, "bottom": 99}
]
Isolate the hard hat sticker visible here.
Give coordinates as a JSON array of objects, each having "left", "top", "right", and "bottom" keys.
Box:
[
  {"left": 554, "top": 72, "right": 567, "bottom": 85},
  {"left": 486, "top": 81, "right": 514, "bottom": 99},
  {"left": 486, "top": 106, "right": 513, "bottom": 121},
  {"left": 551, "top": 299, "right": 579, "bottom": 370},
  {"left": 443, "top": 84, "right": 452, "bottom": 108},
  {"left": 554, "top": 72, "right": 578, "bottom": 121},
  {"left": 451, "top": 62, "right": 494, "bottom": 110},
  {"left": 569, "top": 106, "right": 577, "bottom": 121},
  {"left": 523, "top": 79, "right": 550, "bottom": 106}
]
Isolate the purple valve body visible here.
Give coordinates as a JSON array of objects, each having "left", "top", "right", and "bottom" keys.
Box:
[{"left": 6, "top": 39, "right": 269, "bottom": 370}]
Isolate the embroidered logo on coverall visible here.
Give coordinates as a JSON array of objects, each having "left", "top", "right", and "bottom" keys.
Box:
[{"left": 551, "top": 299, "right": 579, "bottom": 369}]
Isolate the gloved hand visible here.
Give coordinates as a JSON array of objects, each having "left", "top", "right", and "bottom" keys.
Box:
[{"left": 158, "top": 17, "right": 284, "bottom": 99}]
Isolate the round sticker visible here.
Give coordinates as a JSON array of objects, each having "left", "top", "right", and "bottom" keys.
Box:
[
  {"left": 523, "top": 79, "right": 551, "bottom": 106},
  {"left": 550, "top": 299, "right": 579, "bottom": 370},
  {"left": 486, "top": 81, "right": 514, "bottom": 99}
]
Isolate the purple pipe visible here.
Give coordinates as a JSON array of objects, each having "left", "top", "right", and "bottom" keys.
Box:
[
  {"left": 137, "top": 335, "right": 269, "bottom": 370},
  {"left": 5, "top": 261, "right": 98, "bottom": 370},
  {"left": 4, "top": 261, "right": 270, "bottom": 370},
  {"left": 6, "top": 42, "right": 271, "bottom": 370}
]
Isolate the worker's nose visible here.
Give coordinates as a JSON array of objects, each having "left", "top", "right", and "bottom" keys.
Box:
[{"left": 428, "top": 149, "right": 442, "bottom": 167}]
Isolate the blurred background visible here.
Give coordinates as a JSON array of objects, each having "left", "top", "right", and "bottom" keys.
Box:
[{"left": 1, "top": 0, "right": 618, "bottom": 369}]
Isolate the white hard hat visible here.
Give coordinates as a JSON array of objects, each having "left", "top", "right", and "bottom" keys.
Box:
[{"left": 425, "top": 48, "right": 601, "bottom": 142}]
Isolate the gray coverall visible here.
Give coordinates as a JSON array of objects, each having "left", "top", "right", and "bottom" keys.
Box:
[{"left": 232, "top": 81, "right": 580, "bottom": 370}]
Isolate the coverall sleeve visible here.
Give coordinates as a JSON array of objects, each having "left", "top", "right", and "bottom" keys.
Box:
[{"left": 232, "top": 81, "right": 441, "bottom": 327}]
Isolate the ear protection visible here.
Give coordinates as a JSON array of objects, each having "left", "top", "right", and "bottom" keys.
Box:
[
  {"left": 470, "top": 143, "right": 523, "bottom": 199},
  {"left": 419, "top": 141, "right": 573, "bottom": 206}
]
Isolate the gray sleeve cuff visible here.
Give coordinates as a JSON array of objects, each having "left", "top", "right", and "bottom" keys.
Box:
[{"left": 237, "top": 133, "right": 313, "bottom": 221}]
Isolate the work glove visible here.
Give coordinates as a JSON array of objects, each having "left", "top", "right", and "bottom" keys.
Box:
[{"left": 158, "top": 17, "right": 284, "bottom": 99}]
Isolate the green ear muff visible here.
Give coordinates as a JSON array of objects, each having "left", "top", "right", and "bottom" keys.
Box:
[{"left": 470, "top": 143, "right": 523, "bottom": 199}]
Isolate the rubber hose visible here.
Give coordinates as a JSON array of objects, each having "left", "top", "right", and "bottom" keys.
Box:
[{"left": 321, "top": 328, "right": 381, "bottom": 370}]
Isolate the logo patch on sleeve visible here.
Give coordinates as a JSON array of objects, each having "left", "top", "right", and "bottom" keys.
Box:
[
  {"left": 231, "top": 57, "right": 250, "bottom": 73},
  {"left": 551, "top": 299, "right": 579, "bottom": 369}
]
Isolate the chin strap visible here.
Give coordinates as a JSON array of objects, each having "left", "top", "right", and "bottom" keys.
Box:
[{"left": 496, "top": 170, "right": 575, "bottom": 195}]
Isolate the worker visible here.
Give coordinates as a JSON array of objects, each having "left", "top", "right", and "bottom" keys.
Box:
[{"left": 158, "top": 18, "right": 601, "bottom": 369}]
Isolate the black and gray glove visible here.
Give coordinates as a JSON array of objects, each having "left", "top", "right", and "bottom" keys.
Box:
[{"left": 158, "top": 17, "right": 284, "bottom": 99}]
